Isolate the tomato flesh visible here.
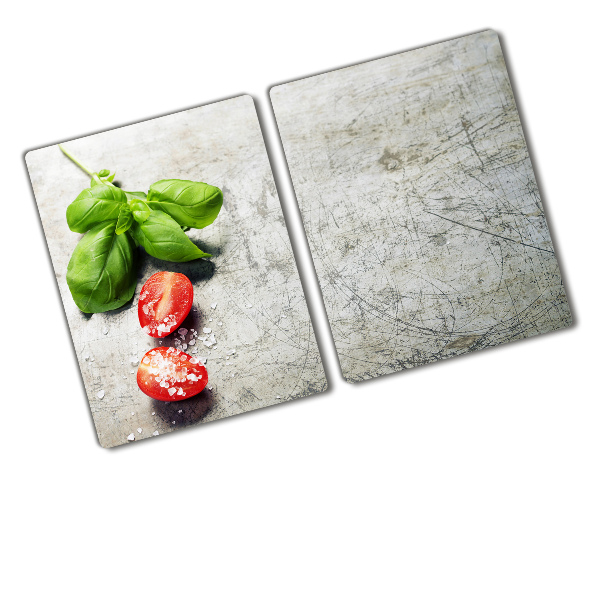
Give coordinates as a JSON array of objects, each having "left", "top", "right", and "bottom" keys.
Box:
[
  {"left": 138, "top": 271, "right": 193, "bottom": 337},
  {"left": 136, "top": 346, "right": 208, "bottom": 401}
]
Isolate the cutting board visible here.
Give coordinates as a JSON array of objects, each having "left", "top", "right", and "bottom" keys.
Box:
[
  {"left": 270, "top": 31, "right": 571, "bottom": 382},
  {"left": 26, "top": 96, "right": 326, "bottom": 447}
]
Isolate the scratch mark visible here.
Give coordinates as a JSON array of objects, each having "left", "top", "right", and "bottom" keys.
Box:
[{"left": 423, "top": 211, "right": 554, "bottom": 254}]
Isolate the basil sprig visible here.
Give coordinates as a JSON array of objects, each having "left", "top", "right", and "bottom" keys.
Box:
[{"left": 59, "top": 144, "right": 222, "bottom": 314}]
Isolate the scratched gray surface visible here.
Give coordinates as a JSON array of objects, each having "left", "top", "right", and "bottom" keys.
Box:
[
  {"left": 26, "top": 95, "right": 326, "bottom": 448},
  {"left": 271, "top": 30, "right": 571, "bottom": 382}
]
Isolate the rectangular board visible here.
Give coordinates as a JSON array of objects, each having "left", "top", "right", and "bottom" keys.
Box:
[
  {"left": 270, "top": 31, "right": 571, "bottom": 382},
  {"left": 26, "top": 95, "right": 326, "bottom": 447}
]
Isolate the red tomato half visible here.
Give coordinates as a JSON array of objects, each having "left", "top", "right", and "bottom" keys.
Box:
[
  {"left": 136, "top": 346, "right": 208, "bottom": 401},
  {"left": 138, "top": 271, "right": 193, "bottom": 337}
]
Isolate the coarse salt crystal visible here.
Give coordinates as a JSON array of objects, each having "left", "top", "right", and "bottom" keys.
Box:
[
  {"left": 152, "top": 412, "right": 155, "bottom": 416},
  {"left": 211, "top": 303, "right": 217, "bottom": 309},
  {"left": 208, "top": 386, "right": 213, "bottom": 391},
  {"left": 131, "top": 412, "right": 135, "bottom": 416},
  {"left": 153, "top": 431, "right": 159, "bottom": 436},
  {"left": 168, "top": 387, "right": 176, "bottom": 396},
  {"left": 143, "top": 357, "right": 150, "bottom": 364},
  {"left": 137, "top": 428, "right": 142, "bottom": 433},
  {"left": 172, "top": 421, "right": 176, "bottom": 425},
  {"left": 188, "top": 339, "right": 195, "bottom": 346},
  {"left": 84, "top": 355, "right": 89, "bottom": 360},
  {"left": 178, "top": 328, "right": 188, "bottom": 337},
  {"left": 102, "top": 326, "right": 109, "bottom": 335},
  {"left": 218, "top": 322, "right": 222, "bottom": 326},
  {"left": 203, "top": 327, "right": 211, "bottom": 334},
  {"left": 127, "top": 433, "right": 135, "bottom": 441},
  {"left": 97, "top": 390, "right": 105, "bottom": 399},
  {"left": 178, "top": 409, "right": 183, "bottom": 414},
  {"left": 130, "top": 370, "right": 135, "bottom": 374},
  {"left": 247, "top": 304, "right": 252, "bottom": 308}
]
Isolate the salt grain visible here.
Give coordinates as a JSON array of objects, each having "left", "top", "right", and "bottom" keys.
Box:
[
  {"left": 153, "top": 431, "right": 159, "bottom": 436},
  {"left": 203, "top": 327, "right": 212, "bottom": 334},
  {"left": 218, "top": 322, "right": 222, "bottom": 326},
  {"left": 211, "top": 303, "right": 217, "bottom": 309},
  {"left": 137, "top": 428, "right": 142, "bottom": 434},
  {"left": 97, "top": 390, "right": 105, "bottom": 399},
  {"left": 151, "top": 412, "right": 155, "bottom": 416},
  {"left": 127, "top": 433, "right": 135, "bottom": 441},
  {"left": 102, "top": 326, "right": 109, "bottom": 335}
]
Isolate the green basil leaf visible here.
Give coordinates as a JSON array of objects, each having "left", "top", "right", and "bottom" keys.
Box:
[
  {"left": 115, "top": 204, "right": 133, "bottom": 235},
  {"left": 127, "top": 192, "right": 151, "bottom": 224},
  {"left": 66, "top": 221, "right": 137, "bottom": 313},
  {"left": 91, "top": 172, "right": 116, "bottom": 187},
  {"left": 66, "top": 183, "right": 126, "bottom": 233},
  {"left": 125, "top": 191, "right": 147, "bottom": 201},
  {"left": 147, "top": 179, "right": 223, "bottom": 229},
  {"left": 130, "top": 209, "right": 211, "bottom": 262}
]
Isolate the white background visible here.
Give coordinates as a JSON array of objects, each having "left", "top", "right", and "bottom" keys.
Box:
[{"left": 2, "top": 2, "right": 598, "bottom": 598}]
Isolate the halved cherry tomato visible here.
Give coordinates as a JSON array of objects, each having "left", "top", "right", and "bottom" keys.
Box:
[
  {"left": 138, "top": 271, "right": 193, "bottom": 337},
  {"left": 136, "top": 346, "right": 208, "bottom": 401}
]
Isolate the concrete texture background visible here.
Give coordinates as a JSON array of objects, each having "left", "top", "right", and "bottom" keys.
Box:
[
  {"left": 271, "top": 30, "right": 571, "bottom": 382},
  {"left": 26, "top": 95, "right": 326, "bottom": 448}
]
